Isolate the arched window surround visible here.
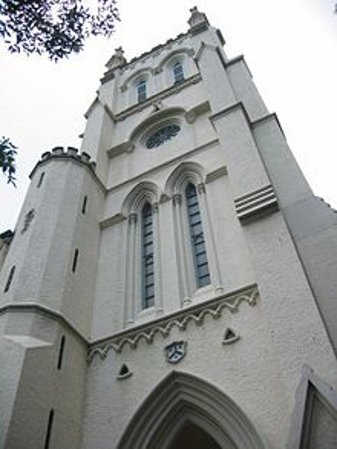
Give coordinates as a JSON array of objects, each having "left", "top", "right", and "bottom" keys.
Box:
[
  {"left": 165, "top": 162, "right": 223, "bottom": 304},
  {"left": 129, "top": 107, "right": 185, "bottom": 147},
  {"left": 122, "top": 182, "right": 162, "bottom": 325},
  {"left": 158, "top": 47, "right": 195, "bottom": 87},
  {"left": 143, "top": 118, "right": 182, "bottom": 150}
]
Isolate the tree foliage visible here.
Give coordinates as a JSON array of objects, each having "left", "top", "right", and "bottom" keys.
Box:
[
  {"left": 0, "top": 1, "right": 119, "bottom": 185},
  {"left": 0, "top": 0, "right": 119, "bottom": 60},
  {"left": 0, "top": 137, "right": 17, "bottom": 186}
]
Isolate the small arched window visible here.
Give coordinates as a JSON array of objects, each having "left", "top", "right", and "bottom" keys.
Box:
[
  {"left": 141, "top": 202, "right": 155, "bottom": 308},
  {"left": 137, "top": 79, "right": 147, "bottom": 103},
  {"left": 185, "top": 183, "right": 210, "bottom": 288},
  {"left": 173, "top": 61, "right": 184, "bottom": 84}
]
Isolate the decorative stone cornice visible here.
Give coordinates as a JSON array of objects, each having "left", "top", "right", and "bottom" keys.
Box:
[
  {"left": 234, "top": 185, "right": 279, "bottom": 223},
  {"left": 88, "top": 284, "right": 259, "bottom": 362},
  {"left": 115, "top": 74, "right": 202, "bottom": 122},
  {"left": 101, "top": 33, "right": 191, "bottom": 84}
]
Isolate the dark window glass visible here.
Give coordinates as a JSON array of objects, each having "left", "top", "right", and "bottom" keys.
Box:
[
  {"left": 44, "top": 409, "right": 54, "bottom": 449},
  {"left": 173, "top": 61, "right": 184, "bottom": 84},
  {"left": 4, "top": 265, "right": 15, "bottom": 293},
  {"left": 37, "top": 172, "right": 45, "bottom": 188},
  {"left": 72, "top": 249, "right": 79, "bottom": 273},
  {"left": 82, "top": 196, "right": 87, "bottom": 214},
  {"left": 141, "top": 202, "right": 155, "bottom": 308},
  {"left": 185, "top": 183, "right": 211, "bottom": 288},
  {"left": 146, "top": 124, "right": 181, "bottom": 149},
  {"left": 137, "top": 80, "right": 147, "bottom": 103},
  {"left": 57, "top": 336, "right": 66, "bottom": 370}
]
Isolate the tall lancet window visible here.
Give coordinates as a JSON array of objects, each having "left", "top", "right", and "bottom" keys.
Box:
[
  {"left": 185, "top": 183, "right": 210, "bottom": 288},
  {"left": 141, "top": 202, "right": 155, "bottom": 308}
]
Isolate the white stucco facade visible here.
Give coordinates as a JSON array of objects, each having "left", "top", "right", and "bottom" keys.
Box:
[{"left": 1, "top": 8, "right": 337, "bottom": 449}]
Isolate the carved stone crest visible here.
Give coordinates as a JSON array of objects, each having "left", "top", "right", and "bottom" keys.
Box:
[{"left": 164, "top": 341, "right": 187, "bottom": 364}]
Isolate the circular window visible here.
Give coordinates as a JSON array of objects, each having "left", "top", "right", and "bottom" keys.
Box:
[{"left": 145, "top": 124, "right": 181, "bottom": 149}]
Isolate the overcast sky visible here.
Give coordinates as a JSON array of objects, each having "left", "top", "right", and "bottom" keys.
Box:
[{"left": 1, "top": 0, "right": 337, "bottom": 230}]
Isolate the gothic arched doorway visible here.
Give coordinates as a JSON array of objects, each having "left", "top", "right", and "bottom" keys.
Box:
[
  {"left": 167, "top": 421, "right": 234, "bottom": 449},
  {"left": 117, "top": 371, "right": 265, "bottom": 449}
]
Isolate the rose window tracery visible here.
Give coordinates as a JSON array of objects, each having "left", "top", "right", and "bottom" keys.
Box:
[{"left": 145, "top": 124, "right": 181, "bottom": 149}]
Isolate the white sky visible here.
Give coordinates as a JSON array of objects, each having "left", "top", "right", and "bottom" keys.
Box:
[{"left": 1, "top": 0, "right": 337, "bottom": 230}]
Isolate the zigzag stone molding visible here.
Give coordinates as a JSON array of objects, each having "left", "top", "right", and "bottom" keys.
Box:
[
  {"left": 234, "top": 184, "right": 279, "bottom": 223},
  {"left": 88, "top": 284, "right": 259, "bottom": 362}
]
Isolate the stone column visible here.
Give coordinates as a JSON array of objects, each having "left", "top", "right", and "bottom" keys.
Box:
[
  {"left": 152, "top": 202, "right": 163, "bottom": 314},
  {"left": 172, "top": 194, "right": 191, "bottom": 305},
  {"left": 197, "top": 183, "right": 223, "bottom": 292},
  {"left": 124, "top": 213, "right": 137, "bottom": 325}
]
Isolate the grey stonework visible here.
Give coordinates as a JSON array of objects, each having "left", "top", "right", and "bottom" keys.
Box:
[{"left": 1, "top": 8, "right": 337, "bottom": 449}]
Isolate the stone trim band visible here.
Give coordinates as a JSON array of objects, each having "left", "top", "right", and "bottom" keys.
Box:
[{"left": 88, "top": 284, "right": 259, "bottom": 361}]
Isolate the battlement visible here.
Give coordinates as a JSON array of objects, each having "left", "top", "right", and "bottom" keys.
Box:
[{"left": 30, "top": 146, "right": 97, "bottom": 179}]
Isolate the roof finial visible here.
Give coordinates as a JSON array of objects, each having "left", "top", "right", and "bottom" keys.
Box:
[
  {"left": 188, "top": 6, "right": 209, "bottom": 33},
  {"left": 105, "top": 46, "right": 127, "bottom": 70}
]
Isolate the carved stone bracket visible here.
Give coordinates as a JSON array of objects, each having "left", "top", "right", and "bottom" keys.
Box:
[
  {"left": 172, "top": 193, "right": 182, "bottom": 206},
  {"left": 197, "top": 182, "right": 206, "bottom": 195},
  {"left": 87, "top": 284, "right": 259, "bottom": 362},
  {"left": 128, "top": 213, "right": 138, "bottom": 225}
]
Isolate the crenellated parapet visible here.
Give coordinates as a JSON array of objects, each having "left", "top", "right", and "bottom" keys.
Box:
[{"left": 29, "top": 146, "right": 97, "bottom": 179}]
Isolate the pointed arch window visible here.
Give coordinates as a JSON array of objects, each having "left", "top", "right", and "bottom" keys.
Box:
[
  {"left": 185, "top": 183, "right": 210, "bottom": 288},
  {"left": 173, "top": 61, "right": 184, "bottom": 84},
  {"left": 137, "top": 79, "right": 147, "bottom": 103},
  {"left": 141, "top": 202, "right": 155, "bottom": 308}
]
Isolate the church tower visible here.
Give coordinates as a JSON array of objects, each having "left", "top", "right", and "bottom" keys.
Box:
[{"left": 1, "top": 7, "right": 337, "bottom": 449}]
